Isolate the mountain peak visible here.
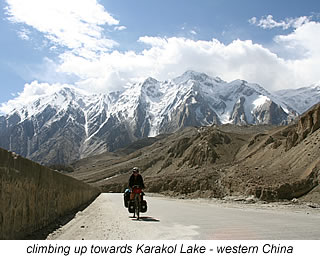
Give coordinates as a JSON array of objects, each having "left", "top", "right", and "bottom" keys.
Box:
[
  {"left": 183, "top": 70, "right": 208, "bottom": 77},
  {"left": 173, "top": 70, "right": 224, "bottom": 85},
  {"left": 310, "top": 83, "right": 320, "bottom": 91},
  {"left": 176, "top": 70, "right": 210, "bottom": 83},
  {"left": 141, "top": 77, "right": 159, "bottom": 90}
]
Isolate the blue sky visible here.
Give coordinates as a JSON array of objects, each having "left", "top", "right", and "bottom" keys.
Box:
[{"left": 1, "top": 0, "right": 320, "bottom": 113}]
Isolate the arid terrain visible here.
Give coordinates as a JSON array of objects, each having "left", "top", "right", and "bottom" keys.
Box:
[{"left": 68, "top": 103, "right": 320, "bottom": 204}]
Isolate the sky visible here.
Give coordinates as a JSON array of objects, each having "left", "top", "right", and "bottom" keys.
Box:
[{"left": 1, "top": 0, "right": 320, "bottom": 114}]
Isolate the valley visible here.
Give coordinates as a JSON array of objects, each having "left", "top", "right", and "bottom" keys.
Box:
[{"left": 69, "top": 103, "right": 320, "bottom": 203}]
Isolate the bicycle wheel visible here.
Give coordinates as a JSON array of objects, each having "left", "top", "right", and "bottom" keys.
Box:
[{"left": 135, "top": 194, "right": 140, "bottom": 220}]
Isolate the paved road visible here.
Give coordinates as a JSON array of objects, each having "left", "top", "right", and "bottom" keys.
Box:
[{"left": 47, "top": 193, "right": 320, "bottom": 240}]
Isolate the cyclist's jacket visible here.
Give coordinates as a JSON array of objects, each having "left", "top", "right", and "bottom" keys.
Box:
[{"left": 129, "top": 174, "right": 145, "bottom": 189}]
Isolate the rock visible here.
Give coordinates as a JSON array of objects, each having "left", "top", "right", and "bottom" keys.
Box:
[
  {"left": 245, "top": 195, "right": 257, "bottom": 203},
  {"left": 307, "top": 203, "right": 319, "bottom": 208},
  {"left": 286, "top": 103, "right": 320, "bottom": 150}
]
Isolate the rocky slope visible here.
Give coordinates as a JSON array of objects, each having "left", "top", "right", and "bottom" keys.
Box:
[
  {"left": 69, "top": 103, "right": 320, "bottom": 203},
  {"left": 0, "top": 71, "right": 301, "bottom": 165},
  {"left": 224, "top": 103, "right": 320, "bottom": 202}
]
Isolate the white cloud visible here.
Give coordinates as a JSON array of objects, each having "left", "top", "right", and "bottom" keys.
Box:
[
  {"left": 248, "top": 15, "right": 320, "bottom": 88},
  {"left": 17, "top": 27, "right": 31, "bottom": 40},
  {"left": 57, "top": 20, "right": 320, "bottom": 94},
  {"left": 0, "top": 81, "right": 68, "bottom": 114},
  {"left": 248, "top": 17, "right": 257, "bottom": 25},
  {"left": 275, "top": 21, "right": 320, "bottom": 56},
  {"left": 2, "top": 5, "right": 320, "bottom": 115},
  {"left": 249, "top": 14, "right": 310, "bottom": 30},
  {"left": 274, "top": 21, "right": 320, "bottom": 84},
  {"left": 114, "top": 26, "right": 127, "bottom": 31},
  {"left": 190, "top": 30, "right": 197, "bottom": 35},
  {"left": 53, "top": 37, "right": 286, "bottom": 93},
  {"left": 5, "top": 0, "right": 119, "bottom": 54}
]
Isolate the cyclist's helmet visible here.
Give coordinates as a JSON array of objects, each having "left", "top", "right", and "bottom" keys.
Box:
[{"left": 132, "top": 167, "right": 139, "bottom": 173}]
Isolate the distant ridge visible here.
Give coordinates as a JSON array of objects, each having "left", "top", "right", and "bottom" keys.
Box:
[{"left": 0, "top": 71, "right": 318, "bottom": 164}]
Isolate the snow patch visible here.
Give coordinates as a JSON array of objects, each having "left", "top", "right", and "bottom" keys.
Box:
[{"left": 253, "top": 95, "right": 270, "bottom": 109}]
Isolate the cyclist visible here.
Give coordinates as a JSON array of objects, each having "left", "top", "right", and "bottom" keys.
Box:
[{"left": 129, "top": 167, "right": 145, "bottom": 200}]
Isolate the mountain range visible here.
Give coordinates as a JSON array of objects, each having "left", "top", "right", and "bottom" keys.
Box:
[
  {"left": 70, "top": 103, "right": 320, "bottom": 203},
  {"left": 0, "top": 71, "right": 319, "bottom": 165}
]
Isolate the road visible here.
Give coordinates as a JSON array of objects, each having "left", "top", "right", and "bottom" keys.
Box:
[{"left": 47, "top": 193, "right": 320, "bottom": 240}]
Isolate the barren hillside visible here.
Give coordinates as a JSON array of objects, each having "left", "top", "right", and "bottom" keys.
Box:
[{"left": 69, "top": 103, "right": 320, "bottom": 203}]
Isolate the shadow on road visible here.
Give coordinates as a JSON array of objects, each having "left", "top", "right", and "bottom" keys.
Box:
[{"left": 129, "top": 216, "right": 160, "bottom": 222}]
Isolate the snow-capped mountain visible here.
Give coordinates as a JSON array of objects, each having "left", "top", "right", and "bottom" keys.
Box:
[
  {"left": 0, "top": 71, "right": 307, "bottom": 164},
  {"left": 274, "top": 83, "right": 320, "bottom": 114}
]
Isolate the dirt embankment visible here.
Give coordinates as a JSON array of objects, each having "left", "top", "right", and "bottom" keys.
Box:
[
  {"left": 222, "top": 103, "right": 320, "bottom": 202},
  {"left": 0, "top": 147, "right": 100, "bottom": 239}
]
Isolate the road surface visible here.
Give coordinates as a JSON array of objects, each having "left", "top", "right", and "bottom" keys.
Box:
[{"left": 47, "top": 193, "right": 320, "bottom": 240}]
